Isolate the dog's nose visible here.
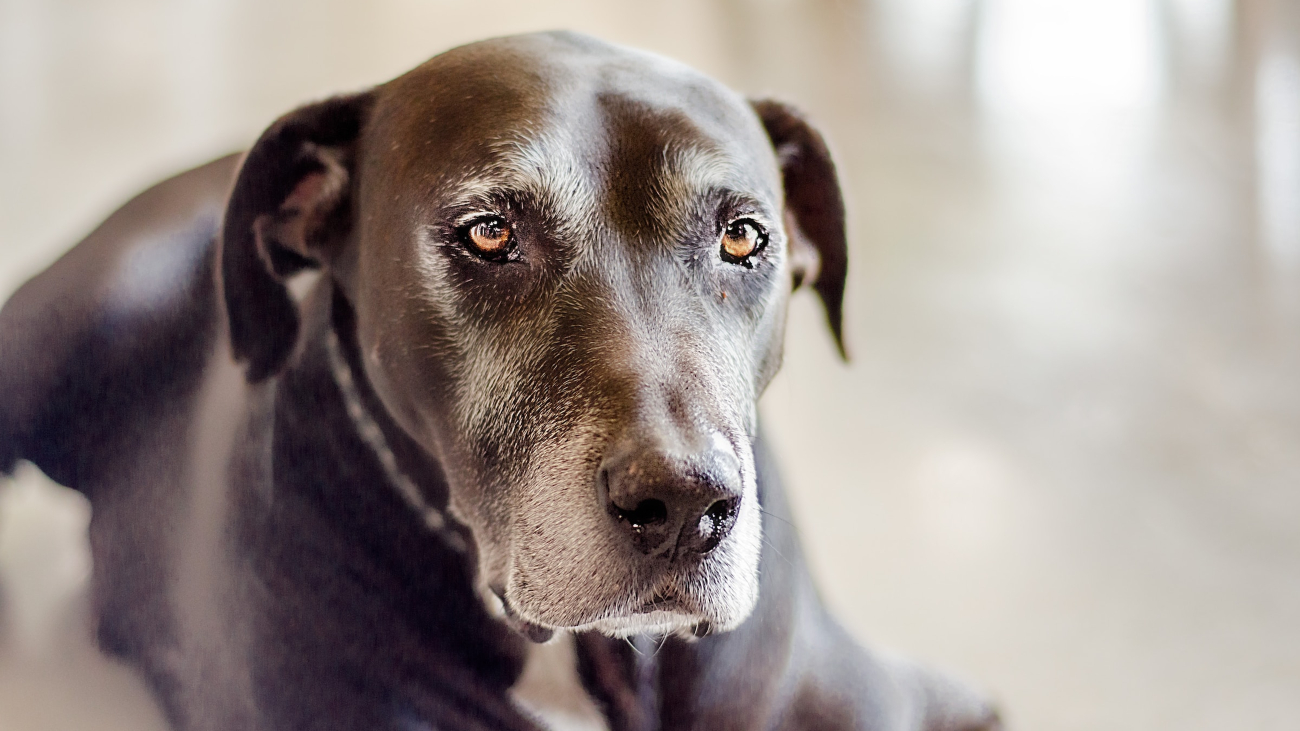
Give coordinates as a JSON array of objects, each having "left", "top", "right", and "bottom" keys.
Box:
[{"left": 600, "top": 440, "right": 742, "bottom": 558}]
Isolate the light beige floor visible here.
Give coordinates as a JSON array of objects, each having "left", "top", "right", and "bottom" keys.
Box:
[{"left": 2, "top": 1, "right": 1298, "bottom": 729}]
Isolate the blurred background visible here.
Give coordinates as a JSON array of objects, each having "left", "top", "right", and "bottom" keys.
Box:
[{"left": 2, "top": 0, "right": 1298, "bottom": 728}]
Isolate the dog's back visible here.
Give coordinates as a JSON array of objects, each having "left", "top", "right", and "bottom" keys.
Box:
[
  {"left": 0, "top": 155, "right": 248, "bottom": 698},
  {"left": 0, "top": 154, "right": 238, "bottom": 489}
]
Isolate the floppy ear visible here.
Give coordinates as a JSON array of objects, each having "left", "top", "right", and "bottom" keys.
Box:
[
  {"left": 749, "top": 99, "right": 849, "bottom": 360},
  {"left": 220, "top": 91, "right": 374, "bottom": 382}
]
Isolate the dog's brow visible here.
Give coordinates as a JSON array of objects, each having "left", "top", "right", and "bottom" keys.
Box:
[
  {"left": 445, "top": 136, "right": 597, "bottom": 234},
  {"left": 440, "top": 133, "right": 779, "bottom": 257},
  {"left": 445, "top": 184, "right": 595, "bottom": 258},
  {"left": 648, "top": 146, "right": 779, "bottom": 230}
]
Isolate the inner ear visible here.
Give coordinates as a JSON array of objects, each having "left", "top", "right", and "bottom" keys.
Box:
[
  {"left": 221, "top": 91, "right": 372, "bottom": 383},
  {"left": 252, "top": 144, "right": 352, "bottom": 279}
]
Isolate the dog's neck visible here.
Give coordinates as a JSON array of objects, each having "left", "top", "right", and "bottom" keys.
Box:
[
  {"left": 257, "top": 281, "right": 533, "bottom": 698},
  {"left": 321, "top": 320, "right": 467, "bottom": 553},
  {"left": 309, "top": 284, "right": 468, "bottom": 551}
]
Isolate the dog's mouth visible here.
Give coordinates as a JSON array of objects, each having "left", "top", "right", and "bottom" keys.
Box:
[
  {"left": 491, "top": 581, "right": 712, "bottom": 642},
  {"left": 638, "top": 590, "right": 687, "bottom": 614},
  {"left": 476, "top": 460, "right": 765, "bottom": 642}
]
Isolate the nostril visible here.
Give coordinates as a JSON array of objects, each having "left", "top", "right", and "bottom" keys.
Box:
[
  {"left": 601, "top": 446, "right": 743, "bottom": 557},
  {"left": 695, "top": 497, "right": 739, "bottom": 553},
  {"left": 613, "top": 498, "right": 668, "bottom": 529},
  {"left": 705, "top": 498, "right": 736, "bottom": 527}
]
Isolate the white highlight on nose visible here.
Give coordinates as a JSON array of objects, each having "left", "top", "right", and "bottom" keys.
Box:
[{"left": 710, "top": 430, "right": 736, "bottom": 459}]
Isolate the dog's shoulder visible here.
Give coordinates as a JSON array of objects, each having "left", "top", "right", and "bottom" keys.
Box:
[{"left": 0, "top": 153, "right": 239, "bottom": 488}]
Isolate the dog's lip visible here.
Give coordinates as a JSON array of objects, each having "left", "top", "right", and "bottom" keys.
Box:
[
  {"left": 494, "top": 587, "right": 557, "bottom": 643},
  {"left": 636, "top": 590, "right": 689, "bottom": 614},
  {"left": 497, "top": 580, "right": 706, "bottom": 635}
]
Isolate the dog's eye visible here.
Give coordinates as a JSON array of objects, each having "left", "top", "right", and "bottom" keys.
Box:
[
  {"left": 720, "top": 219, "right": 766, "bottom": 264},
  {"left": 459, "top": 216, "right": 515, "bottom": 260}
]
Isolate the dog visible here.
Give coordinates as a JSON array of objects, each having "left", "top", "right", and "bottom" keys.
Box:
[{"left": 0, "top": 31, "right": 1000, "bottom": 731}]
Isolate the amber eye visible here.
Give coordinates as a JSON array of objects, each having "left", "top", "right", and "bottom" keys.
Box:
[
  {"left": 720, "top": 219, "right": 767, "bottom": 264},
  {"left": 460, "top": 216, "right": 514, "bottom": 259}
]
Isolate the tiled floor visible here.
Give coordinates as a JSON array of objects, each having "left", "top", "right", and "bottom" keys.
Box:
[{"left": 2, "top": 1, "right": 1298, "bottom": 729}]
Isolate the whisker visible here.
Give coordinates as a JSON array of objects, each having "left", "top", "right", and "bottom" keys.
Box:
[
  {"left": 625, "top": 636, "right": 644, "bottom": 657},
  {"left": 758, "top": 507, "right": 797, "bottom": 529},
  {"left": 760, "top": 532, "right": 795, "bottom": 569},
  {"left": 651, "top": 633, "right": 669, "bottom": 659}
]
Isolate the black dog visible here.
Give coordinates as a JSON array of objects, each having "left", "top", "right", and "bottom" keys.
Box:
[{"left": 0, "top": 32, "right": 1000, "bottom": 731}]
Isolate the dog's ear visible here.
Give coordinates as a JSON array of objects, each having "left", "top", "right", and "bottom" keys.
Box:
[
  {"left": 749, "top": 99, "right": 849, "bottom": 360},
  {"left": 221, "top": 91, "right": 374, "bottom": 382}
]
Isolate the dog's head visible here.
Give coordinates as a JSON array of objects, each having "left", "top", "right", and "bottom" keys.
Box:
[{"left": 220, "top": 32, "right": 846, "bottom": 639}]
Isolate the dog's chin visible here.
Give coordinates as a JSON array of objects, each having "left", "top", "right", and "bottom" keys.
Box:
[
  {"left": 573, "top": 610, "right": 705, "bottom": 639},
  {"left": 497, "top": 579, "right": 758, "bottom": 643},
  {"left": 508, "top": 603, "right": 725, "bottom": 642}
]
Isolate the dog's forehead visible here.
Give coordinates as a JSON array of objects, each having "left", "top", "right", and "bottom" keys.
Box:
[{"left": 368, "top": 32, "right": 780, "bottom": 213}]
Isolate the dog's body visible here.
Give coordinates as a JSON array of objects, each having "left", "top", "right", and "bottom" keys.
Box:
[{"left": 0, "top": 33, "right": 998, "bottom": 731}]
